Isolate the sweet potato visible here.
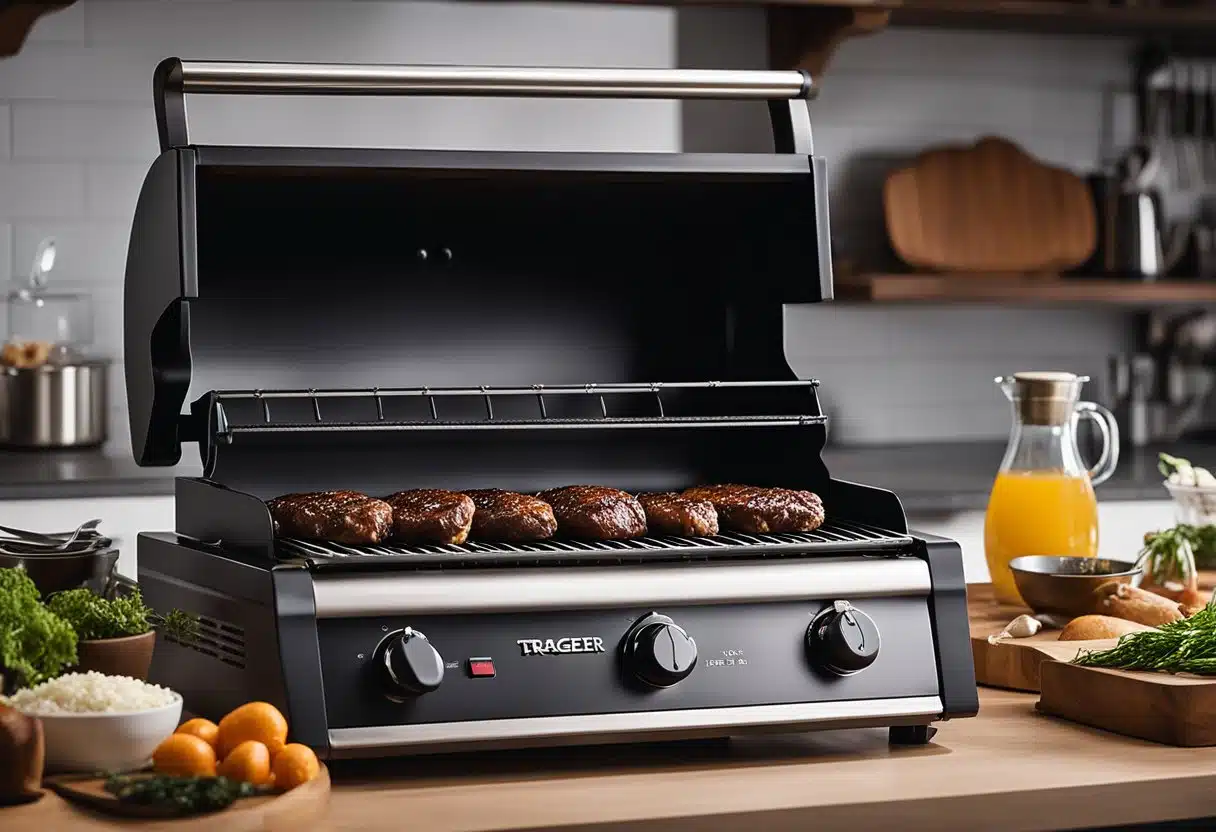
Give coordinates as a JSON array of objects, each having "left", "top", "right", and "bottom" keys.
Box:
[{"left": 1093, "top": 582, "right": 1185, "bottom": 627}]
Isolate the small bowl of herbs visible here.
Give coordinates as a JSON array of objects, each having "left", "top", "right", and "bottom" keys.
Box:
[{"left": 46, "top": 588, "right": 197, "bottom": 681}]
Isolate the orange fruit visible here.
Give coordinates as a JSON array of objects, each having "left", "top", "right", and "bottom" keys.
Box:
[
  {"left": 152, "top": 733, "right": 217, "bottom": 777},
  {"left": 272, "top": 743, "right": 321, "bottom": 791},
  {"left": 175, "top": 718, "right": 220, "bottom": 750},
  {"left": 216, "top": 701, "right": 289, "bottom": 758},
  {"left": 216, "top": 739, "right": 273, "bottom": 787}
]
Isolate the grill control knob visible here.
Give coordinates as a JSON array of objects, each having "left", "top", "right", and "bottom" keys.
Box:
[
  {"left": 807, "top": 601, "right": 880, "bottom": 675},
  {"left": 380, "top": 628, "right": 444, "bottom": 697},
  {"left": 623, "top": 613, "right": 697, "bottom": 688}
]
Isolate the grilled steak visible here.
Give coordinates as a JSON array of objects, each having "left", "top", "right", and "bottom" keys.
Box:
[
  {"left": 384, "top": 489, "right": 475, "bottom": 545},
  {"left": 466, "top": 489, "right": 557, "bottom": 542},
  {"left": 536, "top": 485, "right": 647, "bottom": 540},
  {"left": 637, "top": 492, "right": 719, "bottom": 537},
  {"left": 267, "top": 490, "right": 393, "bottom": 545},
  {"left": 682, "top": 484, "right": 825, "bottom": 534}
]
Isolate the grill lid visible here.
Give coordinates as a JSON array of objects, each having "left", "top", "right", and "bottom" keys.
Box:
[{"left": 125, "top": 60, "right": 834, "bottom": 468}]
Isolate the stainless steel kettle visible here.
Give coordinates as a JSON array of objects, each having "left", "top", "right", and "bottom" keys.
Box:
[{"left": 1086, "top": 172, "right": 1189, "bottom": 280}]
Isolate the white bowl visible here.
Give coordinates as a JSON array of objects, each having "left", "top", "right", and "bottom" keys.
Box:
[
  {"left": 1165, "top": 481, "right": 1216, "bottom": 527},
  {"left": 26, "top": 694, "right": 182, "bottom": 774}
]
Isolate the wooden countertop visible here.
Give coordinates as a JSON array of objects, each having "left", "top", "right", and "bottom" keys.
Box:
[{"left": 12, "top": 588, "right": 1216, "bottom": 831}]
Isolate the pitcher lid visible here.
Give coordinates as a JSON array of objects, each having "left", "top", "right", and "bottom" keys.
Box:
[{"left": 1002, "top": 371, "right": 1089, "bottom": 425}]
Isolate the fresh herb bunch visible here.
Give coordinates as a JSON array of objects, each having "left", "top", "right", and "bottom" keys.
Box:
[
  {"left": 1139, "top": 526, "right": 1201, "bottom": 586},
  {"left": 155, "top": 608, "right": 200, "bottom": 645},
  {"left": 104, "top": 774, "right": 258, "bottom": 814},
  {"left": 47, "top": 588, "right": 152, "bottom": 640},
  {"left": 0, "top": 567, "right": 77, "bottom": 690},
  {"left": 45, "top": 587, "right": 199, "bottom": 644},
  {"left": 1144, "top": 524, "right": 1216, "bottom": 570},
  {"left": 1075, "top": 597, "right": 1216, "bottom": 674}
]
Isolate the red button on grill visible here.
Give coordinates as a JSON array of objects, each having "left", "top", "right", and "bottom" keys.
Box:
[{"left": 468, "top": 658, "right": 496, "bottom": 678}]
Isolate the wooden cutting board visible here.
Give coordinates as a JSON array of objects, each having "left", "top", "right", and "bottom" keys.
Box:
[
  {"left": 1039, "top": 662, "right": 1216, "bottom": 747},
  {"left": 883, "top": 136, "right": 1097, "bottom": 273},
  {"left": 9, "top": 766, "right": 329, "bottom": 830},
  {"left": 972, "top": 631, "right": 1117, "bottom": 693}
]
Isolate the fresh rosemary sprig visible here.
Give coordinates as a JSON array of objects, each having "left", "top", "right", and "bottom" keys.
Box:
[{"left": 1074, "top": 597, "right": 1216, "bottom": 674}]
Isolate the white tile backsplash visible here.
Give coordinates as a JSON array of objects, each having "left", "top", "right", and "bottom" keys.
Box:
[
  {"left": 0, "top": 105, "right": 9, "bottom": 160},
  {"left": 0, "top": 162, "right": 86, "bottom": 219},
  {"left": 12, "top": 102, "right": 160, "bottom": 161}
]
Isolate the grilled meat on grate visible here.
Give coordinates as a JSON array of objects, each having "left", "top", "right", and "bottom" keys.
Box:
[
  {"left": 384, "top": 489, "right": 476, "bottom": 545},
  {"left": 682, "top": 484, "right": 824, "bottom": 534},
  {"left": 466, "top": 489, "right": 557, "bottom": 542},
  {"left": 637, "top": 492, "right": 719, "bottom": 537},
  {"left": 536, "top": 485, "right": 647, "bottom": 540},
  {"left": 267, "top": 490, "right": 393, "bottom": 545}
]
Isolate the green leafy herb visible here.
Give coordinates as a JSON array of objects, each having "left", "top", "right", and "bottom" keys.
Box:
[
  {"left": 1139, "top": 525, "right": 1202, "bottom": 586},
  {"left": 154, "top": 608, "right": 199, "bottom": 645},
  {"left": 1074, "top": 597, "right": 1216, "bottom": 674},
  {"left": 1147, "top": 523, "right": 1216, "bottom": 569},
  {"left": 104, "top": 774, "right": 259, "bottom": 814},
  {"left": 47, "top": 588, "right": 152, "bottom": 640},
  {"left": 0, "top": 567, "right": 77, "bottom": 690}
]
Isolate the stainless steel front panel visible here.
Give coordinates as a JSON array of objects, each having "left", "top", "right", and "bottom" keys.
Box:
[
  {"left": 311, "top": 557, "right": 931, "bottom": 617},
  {"left": 0, "top": 362, "right": 109, "bottom": 448},
  {"left": 327, "top": 696, "right": 943, "bottom": 755}
]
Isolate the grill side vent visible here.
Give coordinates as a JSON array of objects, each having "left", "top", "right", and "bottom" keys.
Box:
[{"left": 166, "top": 615, "right": 247, "bottom": 669}]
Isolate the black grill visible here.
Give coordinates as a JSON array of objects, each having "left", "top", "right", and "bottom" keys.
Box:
[{"left": 276, "top": 521, "right": 913, "bottom": 569}]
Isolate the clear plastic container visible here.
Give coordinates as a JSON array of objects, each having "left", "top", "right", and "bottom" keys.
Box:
[
  {"left": 1164, "top": 482, "right": 1216, "bottom": 527},
  {"left": 4, "top": 238, "right": 95, "bottom": 366}
]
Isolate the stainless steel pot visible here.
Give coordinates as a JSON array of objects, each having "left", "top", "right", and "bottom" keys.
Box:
[{"left": 0, "top": 360, "right": 109, "bottom": 448}]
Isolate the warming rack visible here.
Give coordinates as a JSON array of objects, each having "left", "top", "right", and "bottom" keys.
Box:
[
  {"left": 276, "top": 521, "right": 912, "bottom": 570},
  {"left": 207, "top": 379, "right": 825, "bottom": 437}
]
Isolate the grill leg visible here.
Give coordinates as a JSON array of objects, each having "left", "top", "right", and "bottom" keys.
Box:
[{"left": 889, "top": 725, "right": 936, "bottom": 746}]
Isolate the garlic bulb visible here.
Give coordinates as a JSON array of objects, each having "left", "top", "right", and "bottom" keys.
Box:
[{"left": 987, "top": 614, "right": 1042, "bottom": 644}]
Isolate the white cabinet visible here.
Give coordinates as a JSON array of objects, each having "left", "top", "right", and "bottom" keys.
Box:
[
  {"left": 0, "top": 496, "right": 175, "bottom": 579},
  {"left": 910, "top": 500, "right": 1176, "bottom": 583}
]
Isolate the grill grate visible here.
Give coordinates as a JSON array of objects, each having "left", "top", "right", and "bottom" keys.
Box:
[{"left": 276, "top": 521, "right": 914, "bottom": 569}]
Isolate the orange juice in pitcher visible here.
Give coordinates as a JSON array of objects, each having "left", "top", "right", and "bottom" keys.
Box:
[{"left": 984, "top": 373, "right": 1119, "bottom": 605}]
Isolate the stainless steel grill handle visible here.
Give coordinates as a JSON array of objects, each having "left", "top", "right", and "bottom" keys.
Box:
[{"left": 153, "top": 57, "right": 815, "bottom": 154}]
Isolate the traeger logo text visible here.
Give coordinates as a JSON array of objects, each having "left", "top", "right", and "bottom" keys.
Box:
[{"left": 517, "top": 637, "right": 605, "bottom": 657}]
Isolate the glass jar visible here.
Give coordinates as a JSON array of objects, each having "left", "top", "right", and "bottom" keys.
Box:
[{"left": 984, "top": 372, "right": 1120, "bottom": 605}]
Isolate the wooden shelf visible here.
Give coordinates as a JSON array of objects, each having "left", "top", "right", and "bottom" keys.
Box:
[
  {"left": 838, "top": 273, "right": 1216, "bottom": 305},
  {"left": 890, "top": 1, "right": 1216, "bottom": 36}
]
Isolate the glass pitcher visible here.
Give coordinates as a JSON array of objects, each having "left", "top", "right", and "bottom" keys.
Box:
[{"left": 984, "top": 372, "right": 1120, "bottom": 605}]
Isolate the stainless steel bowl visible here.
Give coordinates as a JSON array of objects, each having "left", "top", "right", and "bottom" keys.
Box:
[
  {"left": 1008, "top": 555, "right": 1141, "bottom": 618},
  {"left": 0, "top": 361, "right": 109, "bottom": 448}
]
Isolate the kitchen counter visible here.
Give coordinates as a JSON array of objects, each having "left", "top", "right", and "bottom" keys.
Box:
[
  {"left": 12, "top": 686, "right": 1216, "bottom": 831},
  {"left": 0, "top": 450, "right": 197, "bottom": 500},
  {"left": 824, "top": 441, "right": 1204, "bottom": 514}
]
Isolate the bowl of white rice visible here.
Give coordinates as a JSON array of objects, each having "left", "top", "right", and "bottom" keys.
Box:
[{"left": 3, "top": 671, "right": 182, "bottom": 773}]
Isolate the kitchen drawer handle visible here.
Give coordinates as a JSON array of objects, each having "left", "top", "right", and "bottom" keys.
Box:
[{"left": 153, "top": 58, "right": 816, "bottom": 154}]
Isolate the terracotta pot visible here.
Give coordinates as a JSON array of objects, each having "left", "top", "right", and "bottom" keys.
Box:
[{"left": 75, "top": 631, "right": 156, "bottom": 680}]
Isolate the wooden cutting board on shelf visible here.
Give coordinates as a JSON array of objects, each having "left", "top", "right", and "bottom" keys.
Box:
[{"left": 883, "top": 136, "right": 1096, "bottom": 274}]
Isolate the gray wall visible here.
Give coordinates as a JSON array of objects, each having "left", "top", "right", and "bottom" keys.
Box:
[
  {"left": 2, "top": 2, "right": 1139, "bottom": 449},
  {"left": 680, "top": 9, "right": 1137, "bottom": 443},
  {"left": 0, "top": 0, "right": 677, "bottom": 449}
]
